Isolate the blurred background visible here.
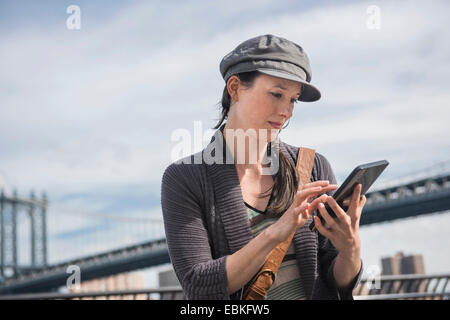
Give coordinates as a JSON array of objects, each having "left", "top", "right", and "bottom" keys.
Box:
[{"left": 0, "top": 0, "right": 449, "bottom": 299}]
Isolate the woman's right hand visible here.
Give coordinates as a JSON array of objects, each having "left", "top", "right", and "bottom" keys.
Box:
[{"left": 267, "top": 180, "right": 338, "bottom": 243}]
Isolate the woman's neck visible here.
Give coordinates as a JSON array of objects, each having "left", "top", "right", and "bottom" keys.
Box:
[{"left": 223, "top": 122, "right": 271, "bottom": 174}]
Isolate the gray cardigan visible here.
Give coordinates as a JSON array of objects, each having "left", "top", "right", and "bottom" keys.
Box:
[{"left": 160, "top": 123, "right": 363, "bottom": 300}]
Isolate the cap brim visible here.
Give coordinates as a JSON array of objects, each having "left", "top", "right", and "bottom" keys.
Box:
[{"left": 256, "top": 68, "right": 321, "bottom": 102}]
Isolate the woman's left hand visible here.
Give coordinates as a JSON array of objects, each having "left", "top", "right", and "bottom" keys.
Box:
[{"left": 313, "top": 183, "right": 367, "bottom": 258}]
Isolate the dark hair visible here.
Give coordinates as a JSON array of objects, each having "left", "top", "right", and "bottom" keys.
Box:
[{"left": 213, "top": 71, "right": 298, "bottom": 216}]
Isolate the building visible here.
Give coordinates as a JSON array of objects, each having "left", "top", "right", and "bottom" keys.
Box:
[
  {"left": 381, "top": 251, "right": 425, "bottom": 275},
  {"left": 68, "top": 271, "right": 146, "bottom": 299},
  {"left": 380, "top": 251, "right": 426, "bottom": 293},
  {"left": 158, "top": 268, "right": 184, "bottom": 300}
]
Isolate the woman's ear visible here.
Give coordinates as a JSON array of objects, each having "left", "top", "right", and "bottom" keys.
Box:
[{"left": 227, "top": 76, "right": 240, "bottom": 104}]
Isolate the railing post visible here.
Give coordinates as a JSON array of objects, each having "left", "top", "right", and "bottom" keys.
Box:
[
  {"left": 432, "top": 276, "right": 442, "bottom": 293},
  {"left": 440, "top": 277, "right": 449, "bottom": 296}
]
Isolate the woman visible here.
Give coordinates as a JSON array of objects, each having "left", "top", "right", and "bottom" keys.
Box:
[{"left": 161, "top": 34, "right": 366, "bottom": 300}]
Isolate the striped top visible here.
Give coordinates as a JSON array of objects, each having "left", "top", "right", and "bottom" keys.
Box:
[{"left": 244, "top": 197, "right": 306, "bottom": 300}]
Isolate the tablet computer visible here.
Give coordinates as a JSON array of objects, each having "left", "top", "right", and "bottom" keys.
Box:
[{"left": 309, "top": 159, "right": 389, "bottom": 232}]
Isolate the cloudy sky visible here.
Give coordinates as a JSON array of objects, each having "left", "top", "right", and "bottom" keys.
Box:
[{"left": 1, "top": 0, "right": 449, "bottom": 287}]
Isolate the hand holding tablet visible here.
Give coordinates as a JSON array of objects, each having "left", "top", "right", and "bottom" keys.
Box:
[{"left": 309, "top": 160, "right": 389, "bottom": 232}]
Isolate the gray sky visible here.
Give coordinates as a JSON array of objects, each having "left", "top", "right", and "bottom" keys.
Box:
[{"left": 1, "top": 0, "right": 449, "bottom": 285}]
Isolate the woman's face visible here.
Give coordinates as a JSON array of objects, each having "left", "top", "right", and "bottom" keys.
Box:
[{"left": 228, "top": 73, "right": 301, "bottom": 140}]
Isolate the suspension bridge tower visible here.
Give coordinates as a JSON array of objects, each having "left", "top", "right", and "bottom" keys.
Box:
[{"left": 0, "top": 189, "right": 48, "bottom": 279}]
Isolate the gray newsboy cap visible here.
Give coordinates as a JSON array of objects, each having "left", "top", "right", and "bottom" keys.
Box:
[{"left": 220, "top": 34, "right": 321, "bottom": 102}]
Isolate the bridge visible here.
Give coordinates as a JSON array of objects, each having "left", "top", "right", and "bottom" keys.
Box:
[{"left": 1, "top": 166, "right": 450, "bottom": 296}]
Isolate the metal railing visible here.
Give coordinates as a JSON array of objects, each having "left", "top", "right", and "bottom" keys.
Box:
[
  {"left": 0, "top": 286, "right": 184, "bottom": 300},
  {"left": 1, "top": 273, "right": 449, "bottom": 300},
  {"left": 354, "top": 273, "right": 450, "bottom": 300}
]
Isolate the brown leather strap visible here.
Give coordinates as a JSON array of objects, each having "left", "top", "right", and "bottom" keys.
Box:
[{"left": 242, "top": 147, "right": 316, "bottom": 300}]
